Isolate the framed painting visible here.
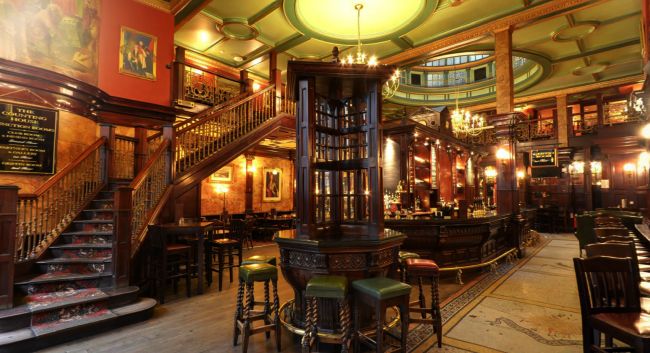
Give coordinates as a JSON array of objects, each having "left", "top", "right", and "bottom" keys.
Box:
[
  {"left": 263, "top": 168, "right": 281, "bottom": 202},
  {"left": 119, "top": 27, "right": 157, "bottom": 80},
  {"left": 210, "top": 166, "right": 233, "bottom": 183}
]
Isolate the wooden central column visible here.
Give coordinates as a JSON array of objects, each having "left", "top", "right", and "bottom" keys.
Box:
[{"left": 494, "top": 27, "right": 514, "bottom": 114}]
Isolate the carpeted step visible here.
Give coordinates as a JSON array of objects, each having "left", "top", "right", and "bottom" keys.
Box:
[
  {"left": 81, "top": 209, "right": 115, "bottom": 221},
  {"left": 15, "top": 272, "right": 113, "bottom": 295},
  {"left": 31, "top": 306, "right": 116, "bottom": 336},
  {"left": 0, "top": 297, "right": 155, "bottom": 352},
  {"left": 61, "top": 231, "right": 112, "bottom": 245},
  {"left": 70, "top": 219, "right": 113, "bottom": 233},
  {"left": 90, "top": 198, "right": 114, "bottom": 210},
  {"left": 23, "top": 288, "right": 109, "bottom": 312},
  {"left": 49, "top": 243, "right": 112, "bottom": 259},
  {"left": 36, "top": 257, "right": 111, "bottom": 274}
]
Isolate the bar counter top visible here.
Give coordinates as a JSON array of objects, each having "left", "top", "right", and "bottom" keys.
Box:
[{"left": 385, "top": 213, "right": 518, "bottom": 267}]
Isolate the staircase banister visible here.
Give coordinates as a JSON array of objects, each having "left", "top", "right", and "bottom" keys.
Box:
[
  {"left": 146, "top": 91, "right": 252, "bottom": 143},
  {"left": 130, "top": 139, "right": 171, "bottom": 190},
  {"left": 23, "top": 136, "right": 107, "bottom": 197},
  {"left": 175, "top": 84, "right": 276, "bottom": 135}
]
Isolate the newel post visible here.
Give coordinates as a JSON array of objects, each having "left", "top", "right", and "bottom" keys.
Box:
[
  {"left": 99, "top": 123, "right": 116, "bottom": 182},
  {"left": 113, "top": 186, "right": 133, "bottom": 288},
  {"left": 163, "top": 124, "right": 173, "bottom": 181},
  {"left": 134, "top": 127, "right": 148, "bottom": 175},
  {"left": 0, "top": 186, "right": 18, "bottom": 308}
]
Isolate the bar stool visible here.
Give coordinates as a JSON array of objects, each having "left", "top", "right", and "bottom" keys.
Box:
[
  {"left": 398, "top": 251, "right": 420, "bottom": 282},
  {"left": 352, "top": 277, "right": 411, "bottom": 353},
  {"left": 241, "top": 255, "right": 277, "bottom": 266},
  {"left": 149, "top": 225, "right": 192, "bottom": 305},
  {"left": 302, "top": 276, "right": 351, "bottom": 353},
  {"left": 233, "top": 263, "right": 281, "bottom": 353},
  {"left": 405, "top": 258, "right": 442, "bottom": 348}
]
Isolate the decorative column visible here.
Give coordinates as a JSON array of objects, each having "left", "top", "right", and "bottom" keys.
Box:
[
  {"left": 172, "top": 47, "right": 186, "bottom": 106},
  {"left": 245, "top": 154, "right": 255, "bottom": 213},
  {"left": 556, "top": 95, "right": 569, "bottom": 147},
  {"left": 494, "top": 27, "right": 514, "bottom": 114},
  {"left": 240, "top": 70, "right": 253, "bottom": 94},
  {"left": 584, "top": 147, "right": 593, "bottom": 211},
  {"left": 269, "top": 50, "right": 283, "bottom": 115},
  {"left": 493, "top": 113, "right": 519, "bottom": 214}
]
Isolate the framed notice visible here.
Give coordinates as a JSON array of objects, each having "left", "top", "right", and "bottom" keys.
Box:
[
  {"left": 0, "top": 102, "right": 58, "bottom": 174},
  {"left": 530, "top": 149, "right": 557, "bottom": 168}
]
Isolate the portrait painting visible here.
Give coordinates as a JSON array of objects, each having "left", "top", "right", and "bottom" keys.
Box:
[
  {"left": 263, "top": 168, "right": 281, "bottom": 202},
  {"left": 119, "top": 27, "right": 157, "bottom": 80},
  {"left": 0, "top": 0, "right": 101, "bottom": 84},
  {"left": 210, "top": 166, "right": 232, "bottom": 183}
]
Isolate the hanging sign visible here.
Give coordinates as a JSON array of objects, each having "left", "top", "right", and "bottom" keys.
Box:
[
  {"left": 0, "top": 102, "right": 58, "bottom": 174},
  {"left": 530, "top": 149, "right": 557, "bottom": 168}
]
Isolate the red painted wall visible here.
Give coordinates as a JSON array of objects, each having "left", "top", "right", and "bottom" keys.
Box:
[{"left": 98, "top": 0, "right": 174, "bottom": 106}]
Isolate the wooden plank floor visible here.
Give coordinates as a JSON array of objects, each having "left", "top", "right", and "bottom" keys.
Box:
[{"left": 37, "top": 243, "right": 474, "bottom": 353}]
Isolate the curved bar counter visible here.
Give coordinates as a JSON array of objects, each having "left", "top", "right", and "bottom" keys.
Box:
[{"left": 385, "top": 214, "right": 518, "bottom": 267}]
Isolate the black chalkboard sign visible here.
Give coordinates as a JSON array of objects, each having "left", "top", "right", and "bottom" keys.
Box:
[
  {"left": 0, "top": 102, "right": 58, "bottom": 174},
  {"left": 530, "top": 149, "right": 557, "bottom": 168}
]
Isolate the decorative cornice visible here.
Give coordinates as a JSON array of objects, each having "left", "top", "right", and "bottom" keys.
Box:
[
  {"left": 0, "top": 58, "right": 175, "bottom": 128},
  {"left": 382, "top": 0, "right": 604, "bottom": 66},
  {"left": 467, "top": 74, "right": 645, "bottom": 111},
  {"left": 135, "top": 0, "right": 172, "bottom": 13}
]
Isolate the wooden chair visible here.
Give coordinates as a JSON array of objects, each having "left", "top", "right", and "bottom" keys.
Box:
[
  {"left": 597, "top": 235, "right": 636, "bottom": 243},
  {"left": 149, "top": 225, "right": 192, "bottom": 304},
  {"left": 206, "top": 219, "right": 243, "bottom": 291},
  {"left": 595, "top": 227, "right": 633, "bottom": 238},
  {"left": 574, "top": 256, "right": 650, "bottom": 353},
  {"left": 594, "top": 216, "right": 624, "bottom": 228}
]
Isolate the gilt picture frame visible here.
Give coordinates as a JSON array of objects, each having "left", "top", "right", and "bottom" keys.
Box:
[
  {"left": 119, "top": 26, "right": 157, "bottom": 80},
  {"left": 210, "top": 166, "right": 233, "bottom": 183},
  {"left": 263, "top": 168, "right": 281, "bottom": 202}
]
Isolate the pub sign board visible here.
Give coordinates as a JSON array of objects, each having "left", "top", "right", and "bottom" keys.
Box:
[
  {"left": 0, "top": 102, "right": 58, "bottom": 174},
  {"left": 530, "top": 149, "right": 557, "bottom": 168}
]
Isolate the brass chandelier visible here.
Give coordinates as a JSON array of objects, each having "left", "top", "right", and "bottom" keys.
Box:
[
  {"left": 450, "top": 73, "right": 490, "bottom": 136},
  {"left": 340, "top": 3, "right": 400, "bottom": 99}
]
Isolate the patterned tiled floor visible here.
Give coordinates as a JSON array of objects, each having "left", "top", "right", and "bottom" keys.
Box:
[{"left": 413, "top": 234, "right": 583, "bottom": 353}]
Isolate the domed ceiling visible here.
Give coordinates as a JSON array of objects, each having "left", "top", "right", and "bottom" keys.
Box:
[{"left": 169, "top": 0, "right": 645, "bottom": 109}]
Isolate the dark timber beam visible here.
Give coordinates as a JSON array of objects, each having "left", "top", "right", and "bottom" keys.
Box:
[{"left": 175, "top": 0, "right": 211, "bottom": 28}]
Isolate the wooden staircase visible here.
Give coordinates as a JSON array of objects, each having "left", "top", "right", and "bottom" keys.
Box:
[
  {"left": 0, "top": 181, "right": 155, "bottom": 352},
  {"left": 0, "top": 83, "right": 296, "bottom": 352}
]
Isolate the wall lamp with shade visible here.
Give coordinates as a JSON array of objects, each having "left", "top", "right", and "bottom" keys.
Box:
[
  {"left": 495, "top": 147, "right": 511, "bottom": 160},
  {"left": 641, "top": 123, "right": 650, "bottom": 139}
]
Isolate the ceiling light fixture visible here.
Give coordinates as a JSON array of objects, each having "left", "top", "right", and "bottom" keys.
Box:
[
  {"left": 340, "top": 3, "right": 400, "bottom": 99},
  {"left": 450, "top": 66, "right": 490, "bottom": 137}
]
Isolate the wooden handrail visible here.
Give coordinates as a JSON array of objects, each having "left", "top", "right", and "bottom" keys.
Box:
[
  {"left": 131, "top": 139, "right": 170, "bottom": 190},
  {"left": 176, "top": 84, "right": 276, "bottom": 135},
  {"left": 25, "top": 137, "right": 106, "bottom": 197},
  {"left": 15, "top": 137, "right": 107, "bottom": 262},
  {"left": 147, "top": 91, "right": 250, "bottom": 143}
]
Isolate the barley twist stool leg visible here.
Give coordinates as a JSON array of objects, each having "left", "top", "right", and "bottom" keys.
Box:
[
  {"left": 273, "top": 279, "right": 281, "bottom": 352},
  {"left": 340, "top": 299, "right": 351, "bottom": 353},
  {"left": 233, "top": 281, "right": 245, "bottom": 346},
  {"left": 431, "top": 275, "right": 442, "bottom": 348},
  {"left": 242, "top": 282, "right": 253, "bottom": 353},
  {"left": 301, "top": 297, "right": 313, "bottom": 353},
  {"left": 418, "top": 276, "right": 426, "bottom": 319},
  {"left": 264, "top": 280, "right": 271, "bottom": 339}
]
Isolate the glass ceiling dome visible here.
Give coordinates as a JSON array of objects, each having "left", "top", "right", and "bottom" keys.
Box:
[{"left": 388, "top": 51, "right": 551, "bottom": 106}]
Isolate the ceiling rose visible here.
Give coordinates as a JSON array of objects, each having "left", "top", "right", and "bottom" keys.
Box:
[
  {"left": 284, "top": 0, "right": 438, "bottom": 45},
  {"left": 551, "top": 21, "right": 599, "bottom": 42},
  {"left": 572, "top": 63, "right": 608, "bottom": 76},
  {"left": 218, "top": 18, "right": 259, "bottom": 40}
]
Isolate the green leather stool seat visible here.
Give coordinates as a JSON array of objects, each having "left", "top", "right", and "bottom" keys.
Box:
[
  {"left": 239, "top": 263, "right": 278, "bottom": 282},
  {"left": 352, "top": 277, "right": 411, "bottom": 300},
  {"left": 241, "top": 255, "right": 277, "bottom": 266},
  {"left": 398, "top": 251, "right": 420, "bottom": 261},
  {"left": 306, "top": 276, "right": 348, "bottom": 299}
]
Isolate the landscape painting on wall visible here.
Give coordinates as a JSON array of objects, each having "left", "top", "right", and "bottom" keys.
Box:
[
  {"left": 210, "top": 166, "right": 232, "bottom": 183},
  {"left": 0, "top": 0, "right": 100, "bottom": 84},
  {"left": 263, "top": 168, "right": 281, "bottom": 202},
  {"left": 119, "top": 27, "right": 157, "bottom": 80}
]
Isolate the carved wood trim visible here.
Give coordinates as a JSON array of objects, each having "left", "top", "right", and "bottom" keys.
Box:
[{"left": 382, "top": 0, "right": 605, "bottom": 66}]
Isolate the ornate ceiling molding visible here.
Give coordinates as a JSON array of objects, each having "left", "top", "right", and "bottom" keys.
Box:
[
  {"left": 466, "top": 74, "right": 645, "bottom": 111},
  {"left": 382, "top": 0, "right": 606, "bottom": 66},
  {"left": 135, "top": 0, "right": 172, "bottom": 13}
]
